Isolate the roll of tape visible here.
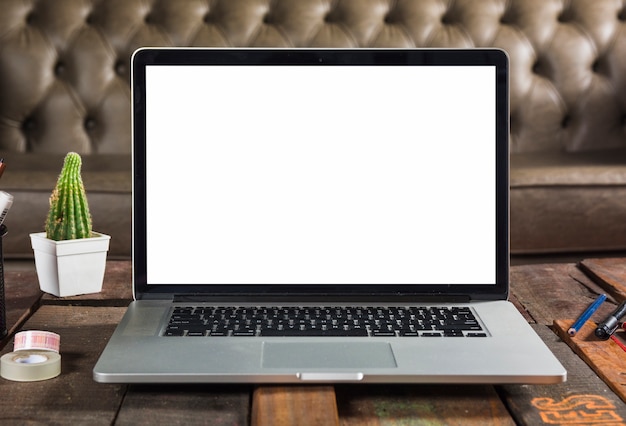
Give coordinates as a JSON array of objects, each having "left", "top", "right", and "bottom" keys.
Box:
[
  {"left": 13, "top": 330, "right": 60, "bottom": 353},
  {"left": 1, "top": 350, "right": 61, "bottom": 382}
]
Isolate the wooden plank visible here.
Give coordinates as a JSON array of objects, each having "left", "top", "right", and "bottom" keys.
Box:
[
  {"left": 0, "top": 305, "right": 127, "bottom": 425},
  {"left": 0, "top": 269, "right": 42, "bottom": 349},
  {"left": 117, "top": 384, "right": 251, "bottom": 426},
  {"left": 554, "top": 319, "right": 626, "bottom": 406},
  {"left": 579, "top": 258, "right": 626, "bottom": 302},
  {"left": 41, "top": 260, "right": 132, "bottom": 306},
  {"left": 335, "top": 384, "right": 514, "bottom": 425},
  {"left": 252, "top": 385, "right": 339, "bottom": 426},
  {"left": 510, "top": 263, "right": 616, "bottom": 325},
  {"left": 500, "top": 324, "right": 626, "bottom": 424}
]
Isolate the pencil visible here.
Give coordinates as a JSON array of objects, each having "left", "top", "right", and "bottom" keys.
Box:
[{"left": 568, "top": 293, "right": 607, "bottom": 336}]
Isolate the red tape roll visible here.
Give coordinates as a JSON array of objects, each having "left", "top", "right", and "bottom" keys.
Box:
[{"left": 13, "top": 331, "right": 60, "bottom": 353}]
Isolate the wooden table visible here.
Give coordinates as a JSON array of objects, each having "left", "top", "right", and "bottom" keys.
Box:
[{"left": 2, "top": 259, "right": 626, "bottom": 425}]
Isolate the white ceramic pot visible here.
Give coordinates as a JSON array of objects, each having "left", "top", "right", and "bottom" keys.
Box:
[{"left": 29, "top": 232, "right": 111, "bottom": 297}]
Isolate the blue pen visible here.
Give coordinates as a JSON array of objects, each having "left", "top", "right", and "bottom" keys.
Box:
[{"left": 568, "top": 293, "right": 607, "bottom": 336}]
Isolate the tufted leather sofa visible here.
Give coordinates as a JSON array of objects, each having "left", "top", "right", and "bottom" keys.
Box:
[{"left": 1, "top": 0, "right": 625, "bottom": 259}]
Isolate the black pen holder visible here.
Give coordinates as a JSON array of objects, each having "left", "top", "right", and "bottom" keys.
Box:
[{"left": 0, "top": 225, "right": 7, "bottom": 339}]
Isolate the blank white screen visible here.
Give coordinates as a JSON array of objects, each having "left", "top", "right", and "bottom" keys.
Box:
[{"left": 145, "top": 65, "right": 496, "bottom": 285}]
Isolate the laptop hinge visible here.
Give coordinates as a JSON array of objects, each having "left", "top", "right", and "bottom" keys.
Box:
[{"left": 169, "top": 294, "right": 473, "bottom": 304}]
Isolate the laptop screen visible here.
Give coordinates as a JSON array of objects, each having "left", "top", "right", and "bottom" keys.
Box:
[{"left": 132, "top": 49, "right": 509, "bottom": 300}]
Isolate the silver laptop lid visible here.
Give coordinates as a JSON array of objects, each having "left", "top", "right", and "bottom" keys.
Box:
[{"left": 131, "top": 48, "right": 509, "bottom": 302}]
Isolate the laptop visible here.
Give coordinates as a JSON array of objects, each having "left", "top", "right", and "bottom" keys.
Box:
[{"left": 93, "top": 48, "right": 566, "bottom": 384}]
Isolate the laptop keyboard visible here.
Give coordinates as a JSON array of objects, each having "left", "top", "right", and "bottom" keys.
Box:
[{"left": 163, "top": 306, "right": 487, "bottom": 337}]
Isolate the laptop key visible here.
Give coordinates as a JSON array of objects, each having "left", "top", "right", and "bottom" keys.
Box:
[
  {"left": 260, "top": 328, "right": 368, "bottom": 337},
  {"left": 443, "top": 331, "right": 465, "bottom": 337},
  {"left": 437, "top": 324, "right": 482, "bottom": 331},
  {"left": 166, "top": 305, "right": 486, "bottom": 338},
  {"left": 232, "top": 330, "right": 256, "bottom": 336},
  {"left": 371, "top": 330, "right": 397, "bottom": 337},
  {"left": 466, "top": 333, "right": 488, "bottom": 337}
]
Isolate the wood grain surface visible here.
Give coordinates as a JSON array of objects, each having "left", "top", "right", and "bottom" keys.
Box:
[
  {"left": 501, "top": 324, "right": 626, "bottom": 424},
  {"left": 554, "top": 319, "right": 626, "bottom": 405},
  {"left": 0, "top": 269, "right": 41, "bottom": 350},
  {"left": 336, "top": 384, "right": 514, "bottom": 426},
  {"left": 0, "top": 305, "right": 127, "bottom": 424},
  {"left": 252, "top": 385, "right": 339, "bottom": 426},
  {"left": 510, "top": 263, "right": 617, "bottom": 325},
  {"left": 579, "top": 258, "right": 626, "bottom": 302},
  {"left": 4, "top": 259, "right": 626, "bottom": 424}
]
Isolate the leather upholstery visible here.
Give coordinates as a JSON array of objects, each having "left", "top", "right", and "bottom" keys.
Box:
[
  {"left": 0, "top": 0, "right": 625, "bottom": 257},
  {"left": 2, "top": 0, "right": 626, "bottom": 153}
]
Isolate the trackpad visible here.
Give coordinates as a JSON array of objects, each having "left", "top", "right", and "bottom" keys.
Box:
[{"left": 262, "top": 342, "right": 397, "bottom": 368}]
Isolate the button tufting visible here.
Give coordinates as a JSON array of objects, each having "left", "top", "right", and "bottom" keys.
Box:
[
  {"left": 499, "top": 6, "right": 518, "bottom": 26},
  {"left": 531, "top": 58, "right": 551, "bottom": 78},
  {"left": 84, "top": 118, "right": 96, "bottom": 131},
  {"left": 324, "top": 10, "right": 338, "bottom": 24},
  {"left": 2, "top": 0, "right": 626, "bottom": 157},
  {"left": 25, "top": 11, "right": 36, "bottom": 25},
  {"left": 22, "top": 118, "right": 36, "bottom": 132},
  {"left": 384, "top": 12, "right": 397, "bottom": 25},
  {"left": 557, "top": 7, "right": 574, "bottom": 23},
  {"left": 115, "top": 60, "right": 126, "bottom": 76},
  {"left": 561, "top": 115, "right": 571, "bottom": 129},
  {"left": 441, "top": 11, "right": 455, "bottom": 25},
  {"left": 592, "top": 59, "right": 600, "bottom": 73},
  {"left": 54, "top": 62, "right": 66, "bottom": 77}
]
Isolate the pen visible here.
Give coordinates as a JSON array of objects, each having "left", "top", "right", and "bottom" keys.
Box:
[
  {"left": 611, "top": 335, "right": 626, "bottom": 353},
  {"left": 568, "top": 293, "right": 607, "bottom": 336},
  {"left": 595, "top": 300, "right": 626, "bottom": 340}
]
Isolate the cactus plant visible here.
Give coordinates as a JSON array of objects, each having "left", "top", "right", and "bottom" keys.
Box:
[
  {"left": 45, "top": 152, "right": 93, "bottom": 241},
  {"left": 31, "top": 151, "right": 110, "bottom": 296}
]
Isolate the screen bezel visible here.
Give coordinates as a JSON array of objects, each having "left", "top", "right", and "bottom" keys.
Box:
[{"left": 131, "top": 48, "right": 509, "bottom": 301}]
